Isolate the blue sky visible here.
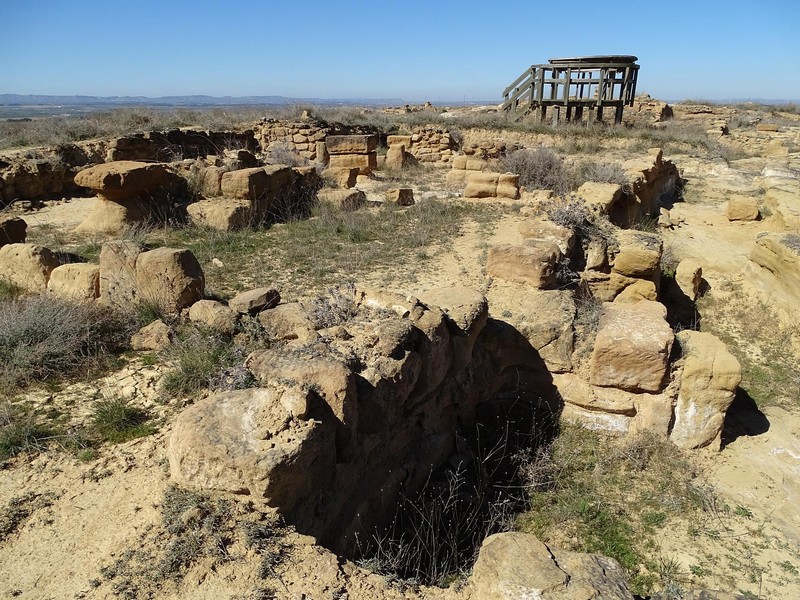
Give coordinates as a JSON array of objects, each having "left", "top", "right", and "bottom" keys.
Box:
[{"left": 2, "top": 0, "right": 798, "bottom": 102}]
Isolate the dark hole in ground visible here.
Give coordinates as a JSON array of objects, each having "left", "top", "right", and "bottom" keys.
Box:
[{"left": 353, "top": 385, "right": 560, "bottom": 586}]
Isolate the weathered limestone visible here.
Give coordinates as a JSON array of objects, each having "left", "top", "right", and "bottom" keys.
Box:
[
  {"left": 470, "top": 532, "right": 633, "bottom": 600},
  {"left": 220, "top": 167, "right": 270, "bottom": 200},
  {"left": 463, "top": 171, "right": 520, "bottom": 200},
  {"left": 0, "top": 217, "right": 26, "bottom": 247},
  {"left": 577, "top": 182, "right": 625, "bottom": 214},
  {"left": 589, "top": 301, "right": 674, "bottom": 393},
  {"left": 487, "top": 241, "right": 561, "bottom": 288},
  {"left": 327, "top": 153, "right": 378, "bottom": 175},
  {"left": 47, "top": 263, "right": 100, "bottom": 301},
  {"left": 671, "top": 331, "right": 741, "bottom": 450},
  {"left": 0, "top": 243, "right": 60, "bottom": 293}
]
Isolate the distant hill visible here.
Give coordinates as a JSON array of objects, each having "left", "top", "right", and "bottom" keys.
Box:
[{"left": 0, "top": 94, "right": 405, "bottom": 107}]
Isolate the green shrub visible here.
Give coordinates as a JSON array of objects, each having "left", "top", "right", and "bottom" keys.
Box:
[{"left": 92, "top": 397, "right": 154, "bottom": 443}]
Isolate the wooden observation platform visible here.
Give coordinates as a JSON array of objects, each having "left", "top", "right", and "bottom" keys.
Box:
[{"left": 501, "top": 55, "right": 640, "bottom": 124}]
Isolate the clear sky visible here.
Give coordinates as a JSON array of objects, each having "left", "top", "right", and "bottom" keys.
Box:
[{"left": 2, "top": 0, "right": 798, "bottom": 102}]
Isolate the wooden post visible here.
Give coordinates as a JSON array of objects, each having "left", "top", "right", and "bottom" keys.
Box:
[
  {"left": 615, "top": 105, "right": 624, "bottom": 125},
  {"left": 552, "top": 105, "right": 560, "bottom": 126}
]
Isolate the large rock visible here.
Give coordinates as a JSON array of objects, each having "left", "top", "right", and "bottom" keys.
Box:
[
  {"left": 327, "top": 153, "right": 378, "bottom": 175},
  {"left": 0, "top": 243, "right": 60, "bottom": 293},
  {"left": 416, "top": 286, "right": 488, "bottom": 372},
  {"left": 487, "top": 241, "right": 560, "bottom": 288},
  {"left": 134, "top": 248, "right": 205, "bottom": 313},
  {"left": 611, "top": 229, "right": 662, "bottom": 279},
  {"left": 470, "top": 532, "right": 633, "bottom": 600},
  {"left": 589, "top": 301, "right": 674, "bottom": 392},
  {"left": 518, "top": 219, "right": 575, "bottom": 255},
  {"left": 167, "top": 387, "right": 336, "bottom": 511},
  {"left": 73, "top": 161, "right": 173, "bottom": 201},
  {"left": 324, "top": 135, "right": 377, "bottom": 155},
  {"left": 188, "top": 299, "right": 239, "bottom": 334},
  {"left": 257, "top": 303, "right": 318, "bottom": 342},
  {"left": 246, "top": 350, "right": 357, "bottom": 431},
  {"left": 229, "top": 287, "right": 281, "bottom": 314},
  {"left": 726, "top": 196, "right": 760, "bottom": 221},
  {"left": 131, "top": 319, "right": 173, "bottom": 351},
  {"left": 321, "top": 167, "right": 358, "bottom": 189},
  {"left": 0, "top": 217, "right": 26, "bottom": 247},
  {"left": 464, "top": 171, "right": 520, "bottom": 199},
  {"left": 385, "top": 188, "right": 414, "bottom": 206},
  {"left": 186, "top": 198, "right": 252, "bottom": 231},
  {"left": 74, "top": 196, "right": 152, "bottom": 234},
  {"left": 47, "top": 263, "right": 100, "bottom": 301},
  {"left": 671, "top": 331, "right": 741, "bottom": 450},
  {"left": 500, "top": 288, "right": 575, "bottom": 373},
  {"left": 220, "top": 167, "right": 269, "bottom": 200},
  {"left": 748, "top": 232, "right": 800, "bottom": 309},
  {"left": 577, "top": 181, "right": 624, "bottom": 214},
  {"left": 98, "top": 240, "right": 143, "bottom": 308}
]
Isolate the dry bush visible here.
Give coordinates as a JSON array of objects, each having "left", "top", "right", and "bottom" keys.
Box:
[
  {"left": 266, "top": 141, "right": 307, "bottom": 167},
  {"left": 0, "top": 295, "right": 133, "bottom": 390},
  {"left": 502, "top": 147, "right": 573, "bottom": 196},
  {"left": 573, "top": 160, "right": 629, "bottom": 186}
]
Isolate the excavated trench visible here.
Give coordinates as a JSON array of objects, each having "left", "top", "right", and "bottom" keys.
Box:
[{"left": 167, "top": 289, "right": 562, "bottom": 583}]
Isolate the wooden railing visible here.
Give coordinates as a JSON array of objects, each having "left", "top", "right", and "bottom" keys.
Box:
[{"left": 501, "top": 57, "right": 639, "bottom": 124}]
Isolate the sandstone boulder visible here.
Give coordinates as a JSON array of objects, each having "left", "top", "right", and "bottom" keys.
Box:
[
  {"left": 671, "top": 331, "right": 741, "bottom": 450},
  {"left": 385, "top": 144, "right": 412, "bottom": 170},
  {"left": 321, "top": 167, "right": 358, "bottom": 189},
  {"left": 246, "top": 350, "right": 357, "bottom": 431},
  {"left": 518, "top": 219, "right": 575, "bottom": 255},
  {"left": 327, "top": 153, "right": 378, "bottom": 175},
  {"left": 611, "top": 229, "right": 662, "bottom": 279},
  {"left": 131, "top": 319, "right": 173, "bottom": 351},
  {"left": 675, "top": 259, "right": 703, "bottom": 302},
  {"left": 726, "top": 196, "right": 760, "bottom": 221},
  {"left": 416, "top": 286, "right": 488, "bottom": 372},
  {"left": 135, "top": 248, "right": 205, "bottom": 313},
  {"left": 502, "top": 288, "right": 575, "bottom": 373},
  {"left": 74, "top": 196, "right": 153, "bottom": 234},
  {"left": 98, "top": 240, "right": 143, "bottom": 309},
  {"left": 589, "top": 301, "right": 673, "bottom": 392},
  {"left": 748, "top": 232, "right": 800, "bottom": 309},
  {"left": 73, "top": 161, "right": 173, "bottom": 201},
  {"left": 324, "top": 135, "right": 377, "bottom": 155},
  {"left": 464, "top": 171, "right": 520, "bottom": 200},
  {"left": 0, "top": 243, "right": 60, "bottom": 293},
  {"left": 577, "top": 181, "right": 624, "bottom": 214},
  {"left": 487, "top": 241, "right": 560, "bottom": 288},
  {"left": 229, "top": 287, "right": 281, "bottom": 314},
  {"left": 47, "top": 263, "right": 100, "bottom": 301},
  {"left": 186, "top": 198, "right": 252, "bottom": 231},
  {"left": 188, "top": 299, "right": 239, "bottom": 334},
  {"left": 257, "top": 303, "right": 318, "bottom": 342},
  {"left": 220, "top": 167, "right": 269, "bottom": 200},
  {"left": 470, "top": 532, "right": 633, "bottom": 600},
  {"left": 0, "top": 217, "right": 26, "bottom": 247},
  {"left": 614, "top": 279, "right": 657, "bottom": 303},
  {"left": 167, "top": 387, "right": 336, "bottom": 510}
]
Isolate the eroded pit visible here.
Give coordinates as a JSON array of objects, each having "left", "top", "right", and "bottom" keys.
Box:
[{"left": 166, "top": 285, "right": 561, "bottom": 581}]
